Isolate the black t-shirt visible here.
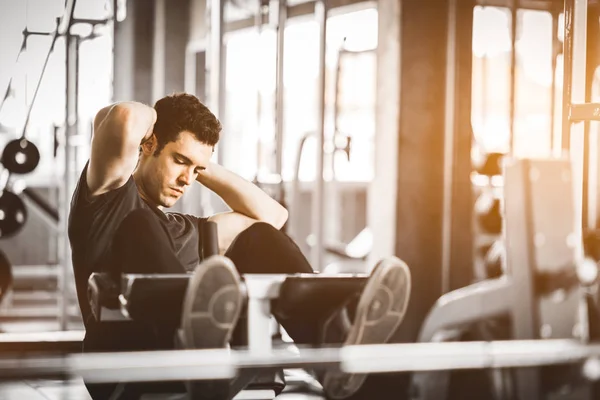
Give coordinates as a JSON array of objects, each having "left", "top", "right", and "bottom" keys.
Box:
[{"left": 68, "top": 163, "right": 206, "bottom": 326}]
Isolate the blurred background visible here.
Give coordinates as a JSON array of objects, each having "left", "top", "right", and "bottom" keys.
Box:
[{"left": 0, "top": 0, "right": 594, "bottom": 340}]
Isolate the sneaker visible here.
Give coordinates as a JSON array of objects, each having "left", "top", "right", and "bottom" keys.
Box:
[
  {"left": 178, "top": 255, "right": 244, "bottom": 399},
  {"left": 322, "top": 256, "right": 411, "bottom": 399}
]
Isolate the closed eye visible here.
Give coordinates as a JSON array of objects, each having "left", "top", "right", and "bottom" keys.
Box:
[{"left": 173, "top": 153, "right": 206, "bottom": 173}]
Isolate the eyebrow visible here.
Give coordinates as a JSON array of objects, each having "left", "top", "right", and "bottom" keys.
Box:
[{"left": 174, "top": 153, "right": 206, "bottom": 171}]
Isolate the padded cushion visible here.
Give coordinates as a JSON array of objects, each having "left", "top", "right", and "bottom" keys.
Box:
[
  {"left": 90, "top": 273, "right": 368, "bottom": 324},
  {"left": 121, "top": 274, "right": 190, "bottom": 324},
  {"left": 274, "top": 274, "right": 368, "bottom": 319}
]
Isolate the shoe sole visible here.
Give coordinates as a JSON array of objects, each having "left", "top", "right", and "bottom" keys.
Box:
[
  {"left": 179, "top": 255, "right": 244, "bottom": 399},
  {"left": 323, "top": 256, "right": 411, "bottom": 399}
]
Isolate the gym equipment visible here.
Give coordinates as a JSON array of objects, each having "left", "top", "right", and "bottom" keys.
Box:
[
  {"left": 0, "top": 250, "right": 13, "bottom": 306},
  {"left": 1, "top": 139, "right": 40, "bottom": 174},
  {"left": 474, "top": 191, "right": 502, "bottom": 235},
  {"left": 87, "top": 221, "right": 310, "bottom": 399},
  {"left": 0, "top": 330, "right": 83, "bottom": 353},
  {"left": 0, "top": 339, "right": 597, "bottom": 384},
  {"left": 478, "top": 239, "right": 504, "bottom": 279},
  {"left": 0, "top": 190, "right": 27, "bottom": 238},
  {"left": 411, "top": 158, "right": 593, "bottom": 400},
  {"left": 473, "top": 152, "right": 505, "bottom": 177}
]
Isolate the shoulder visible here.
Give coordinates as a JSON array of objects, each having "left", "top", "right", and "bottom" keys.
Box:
[{"left": 71, "top": 162, "right": 138, "bottom": 216}]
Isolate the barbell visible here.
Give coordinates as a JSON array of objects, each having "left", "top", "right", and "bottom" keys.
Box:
[{"left": 1, "top": 339, "right": 600, "bottom": 383}]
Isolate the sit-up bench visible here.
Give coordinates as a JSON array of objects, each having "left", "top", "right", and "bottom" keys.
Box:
[{"left": 87, "top": 222, "right": 368, "bottom": 399}]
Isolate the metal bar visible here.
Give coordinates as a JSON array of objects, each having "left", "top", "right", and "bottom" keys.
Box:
[
  {"left": 508, "top": 0, "right": 518, "bottom": 153},
  {"left": 208, "top": 0, "right": 226, "bottom": 164},
  {"left": 71, "top": 18, "right": 111, "bottom": 26},
  {"left": 59, "top": 34, "right": 79, "bottom": 331},
  {"left": 550, "top": 8, "right": 559, "bottom": 155},
  {"left": 570, "top": 103, "right": 600, "bottom": 122},
  {"left": 311, "top": 0, "right": 327, "bottom": 271},
  {"left": 441, "top": 0, "right": 457, "bottom": 294},
  {"left": 152, "top": 0, "right": 166, "bottom": 102},
  {"left": 21, "top": 189, "right": 60, "bottom": 233},
  {"left": 274, "top": 0, "right": 287, "bottom": 179},
  {"left": 255, "top": 4, "right": 264, "bottom": 178},
  {"left": 0, "top": 339, "right": 597, "bottom": 383},
  {"left": 570, "top": 0, "right": 588, "bottom": 256},
  {"left": 562, "top": 0, "right": 575, "bottom": 150},
  {"left": 21, "top": 188, "right": 59, "bottom": 222},
  {"left": 476, "top": 0, "right": 571, "bottom": 11}
]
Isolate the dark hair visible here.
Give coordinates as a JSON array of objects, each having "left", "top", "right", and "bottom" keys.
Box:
[{"left": 152, "top": 93, "right": 221, "bottom": 154}]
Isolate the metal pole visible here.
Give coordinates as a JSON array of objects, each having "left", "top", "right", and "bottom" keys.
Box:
[
  {"left": 508, "top": 0, "right": 518, "bottom": 154},
  {"left": 152, "top": 0, "right": 166, "bottom": 102},
  {"left": 567, "top": 0, "right": 588, "bottom": 255},
  {"left": 255, "top": 5, "right": 264, "bottom": 178},
  {"left": 207, "top": 0, "right": 226, "bottom": 163},
  {"left": 202, "top": 0, "right": 225, "bottom": 214},
  {"left": 311, "top": 0, "right": 327, "bottom": 271},
  {"left": 550, "top": 8, "right": 559, "bottom": 155},
  {"left": 562, "top": 0, "right": 575, "bottom": 152},
  {"left": 274, "top": 0, "right": 286, "bottom": 182},
  {"left": 60, "top": 34, "right": 79, "bottom": 330},
  {"left": 441, "top": 0, "right": 457, "bottom": 294},
  {"left": 550, "top": 9, "right": 560, "bottom": 155}
]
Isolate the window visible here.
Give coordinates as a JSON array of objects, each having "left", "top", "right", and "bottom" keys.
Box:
[
  {"left": 224, "top": 7, "right": 378, "bottom": 182},
  {"left": 471, "top": 6, "right": 554, "bottom": 158}
]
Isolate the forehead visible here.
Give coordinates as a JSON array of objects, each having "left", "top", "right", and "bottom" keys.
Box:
[{"left": 165, "top": 131, "right": 213, "bottom": 165}]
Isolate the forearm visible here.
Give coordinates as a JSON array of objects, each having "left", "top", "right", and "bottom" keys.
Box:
[{"left": 197, "top": 163, "right": 288, "bottom": 227}]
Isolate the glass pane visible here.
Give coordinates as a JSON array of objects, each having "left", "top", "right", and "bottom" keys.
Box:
[
  {"left": 224, "top": 27, "right": 276, "bottom": 179},
  {"left": 471, "top": 6, "right": 512, "bottom": 153},
  {"left": 513, "top": 9, "right": 553, "bottom": 158},
  {"left": 282, "top": 7, "right": 378, "bottom": 182},
  {"left": 224, "top": 7, "right": 377, "bottom": 182}
]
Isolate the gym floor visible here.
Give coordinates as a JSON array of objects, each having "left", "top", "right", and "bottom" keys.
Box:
[{"left": 0, "top": 380, "right": 325, "bottom": 400}]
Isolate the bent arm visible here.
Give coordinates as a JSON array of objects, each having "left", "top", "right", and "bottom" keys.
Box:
[
  {"left": 87, "top": 102, "right": 156, "bottom": 197},
  {"left": 197, "top": 163, "right": 288, "bottom": 253}
]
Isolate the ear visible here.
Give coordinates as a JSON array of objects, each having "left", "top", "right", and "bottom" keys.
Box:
[{"left": 140, "top": 134, "right": 157, "bottom": 155}]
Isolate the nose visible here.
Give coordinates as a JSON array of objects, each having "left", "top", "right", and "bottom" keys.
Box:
[{"left": 178, "top": 168, "right": 195, "bottom": 186}]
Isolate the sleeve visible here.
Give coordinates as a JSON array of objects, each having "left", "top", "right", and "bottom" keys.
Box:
[{"left": 72, "top": 161, "right": 135, "bottom": 210}]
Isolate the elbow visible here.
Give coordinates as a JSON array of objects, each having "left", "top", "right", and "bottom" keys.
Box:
[
  {"left": 108, "top": 103, "right": 136, "bottom": 128},
  {"left": 272, "top": 207, "right": 289, "bottom": 230}
]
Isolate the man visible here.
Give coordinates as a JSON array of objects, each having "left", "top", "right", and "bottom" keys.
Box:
[{"left": 68, "top": 93, "right": 411, "bottom": 400}]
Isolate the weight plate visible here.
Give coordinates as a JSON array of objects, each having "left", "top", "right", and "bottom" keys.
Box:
[
  {"left": 0, "top": 191, "right": 27, "bottom": 238},
  {"left": 2, "top": 139, "right": 40, "bottom": 174}
]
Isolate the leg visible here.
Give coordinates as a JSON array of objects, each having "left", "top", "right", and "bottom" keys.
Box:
[
  {"left": 225, "top": 223, "right": 412, "bottom": 400},
  {"left": 322, "top": 257, "right": 411, "bottom": 399},
  {"left": 224, "top": 223, "right": 320, "bottom": 344}
]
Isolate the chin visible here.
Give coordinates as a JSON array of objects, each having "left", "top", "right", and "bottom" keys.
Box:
[{"left": 160, "top": 196, "right": 179, "bottom": 208}]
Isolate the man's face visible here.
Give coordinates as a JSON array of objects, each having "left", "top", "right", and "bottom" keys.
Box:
[{"left": 140, "top": 130, "right": 213, "bottom": 208}]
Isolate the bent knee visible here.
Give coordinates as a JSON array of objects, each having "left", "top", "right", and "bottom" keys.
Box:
[{"left": 242, "top": 221, "right": 282, "bottom": 239}]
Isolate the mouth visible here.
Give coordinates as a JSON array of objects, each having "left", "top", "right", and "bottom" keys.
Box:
[{"left": 170, "top": 187, "right": 184, "bottom": 196}]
